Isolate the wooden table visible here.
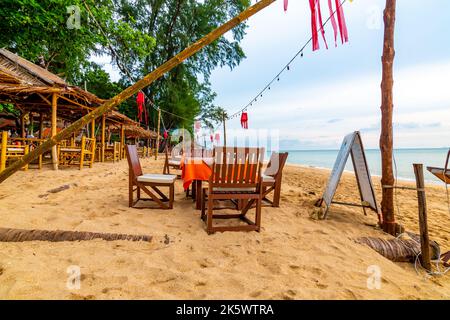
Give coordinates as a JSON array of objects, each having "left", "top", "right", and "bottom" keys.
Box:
[{"left": 181, "top": 157, "right": 213, "bottom": 209}]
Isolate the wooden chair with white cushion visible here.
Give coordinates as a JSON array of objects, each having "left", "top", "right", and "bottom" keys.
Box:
[
  {"left": 261, "top": 152, "right": 289, "bottom": 207},
  {"left": 201, "top": 146, "right": 265, "bottom": 234},
  {"left": 126, "top": 144, "right": 176, "bottom": 210}
]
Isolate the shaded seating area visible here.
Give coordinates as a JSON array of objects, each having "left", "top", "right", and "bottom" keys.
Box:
[{"left": 0, "top": 48, "right": 155, "bottom": 171}]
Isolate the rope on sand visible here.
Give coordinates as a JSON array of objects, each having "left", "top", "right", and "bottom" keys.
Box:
[{"left": 0, "top": 228, "right": 152, "bottom": 243}]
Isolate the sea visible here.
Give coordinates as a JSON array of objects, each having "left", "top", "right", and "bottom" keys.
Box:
[{"left": 281, "top": 148, "right": 449, "bottom": 184}]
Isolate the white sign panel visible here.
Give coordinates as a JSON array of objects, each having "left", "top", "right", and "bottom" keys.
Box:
[{"left": 320, "top": 131, "right": 379, "bottom": 218}]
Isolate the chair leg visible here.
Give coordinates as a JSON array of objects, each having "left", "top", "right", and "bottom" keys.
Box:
[
  {"left": 273, "top": 182, "right": 281, "bottom": 207},
  {"left": 137, "top": 186, "right": 141, "bottom": 200},
  {"left": 201, "top": 188, "right": 207, "bottom": 221},
  {"left": 255, "top": 197, "right": 262, "bottom": 232},
  {"left": 207, "top": 195, "right": 214, "bottom": 234},
  {"left": 129, "top": 183, "right": 134, "bottom": 207},
  {"left": 169, "top": 184, "right": 174, "bottom": 209}
]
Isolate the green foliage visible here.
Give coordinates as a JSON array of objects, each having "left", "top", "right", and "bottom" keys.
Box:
[
  {"left": 111, "top": 0, "right": 251, "bottom": 129},
  {"left": 0, "top": 103, "right": 20, "bottom": 116},
  {"left": 0, "top": 0, "right": 251, "bottom": 130}
]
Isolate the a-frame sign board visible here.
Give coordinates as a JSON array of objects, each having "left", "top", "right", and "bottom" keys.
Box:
[{"left": 316, "top": 131, "right": 381, "bottom": 222}]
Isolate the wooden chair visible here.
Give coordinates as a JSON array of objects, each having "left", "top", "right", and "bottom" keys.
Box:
[
  {"left": 0, "top": 131, "right": 29, "bottom": 172},
  {"left": 261, "top": 152, "right": 289, "bottom": 207},
  {"left": 163, "top": 143, "right": 182, "bottom": 175},
  {"left": 201, "top": 147, "right": 265, "bottom": 234},
  {"left": 427, "top": 149, "right": 450, "bottom": 183},
  {"left": 125, "top": 144, "right": 176, "bottom": 210},
  {"left": 58, "top": 136, "right": 95, "bottom": 169}
]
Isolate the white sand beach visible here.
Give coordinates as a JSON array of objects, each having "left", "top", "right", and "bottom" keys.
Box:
[{"left": 0, "top": 158, "right": 449, "bottom": 300}]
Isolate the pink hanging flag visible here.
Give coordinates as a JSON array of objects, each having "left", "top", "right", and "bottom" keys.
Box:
[
  {"left": 284, "top": 0, "right": 288, "bottom": 11},
  {"left": 335, "top": 0, "right": 349, "bottom": 44},
  {"left": 328, "top": 0, "right": 338, "bottom": 46},
  {"left": 309, "top": 0, "right": 328, "bottom": 51}
]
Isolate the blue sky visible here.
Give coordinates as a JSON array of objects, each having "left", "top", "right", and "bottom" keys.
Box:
[{"left": 98, "top": 0, "right": 450, "bottom": 150}]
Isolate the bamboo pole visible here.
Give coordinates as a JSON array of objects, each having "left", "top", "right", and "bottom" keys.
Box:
[
  {"left": 380, "top": 0, "right": 397, "bottom": 235},
  {"left": 0, "top": 0, "right": 277, "bottom": 183},
  {"left": 120, "top": 124, "right": 125, "bottom": 159},
  {"left": 51, "top": 93, "right": 58, "bottom": 170},
  {"left": 101, "top": 115, "right": 106, "bottom": 162},
  {"left": 413, "top": 164, "right": 432, "bottom": 271},
  {"left": 1, "top": 131, "right": 7, "bottom": 172},
  {"left": 155, "top": 108, "right": 161, "bottom": 160}
]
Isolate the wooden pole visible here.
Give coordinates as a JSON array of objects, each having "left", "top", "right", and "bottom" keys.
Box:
[
  {"left": 0, "top": 131, "right": 7, "bottom": 172},
  {"left": 222, "top": 112, "right": 227, "bottom": 147},
  {"left": 20, "top": 112, "right": 27, "bottom": 138},
  {"left": 380, "top": 0, "right": 397, "bottom": 235},
  {"left": 39, "top": 113, "right": 44, "bottom": 139},
  {"left": 51, "top": 93, "right": 58, "bottom": 170},
  {"left": 413, "top": 163, "right": 432, "bottom": 272},
  {"left": 155, "top": 108, "right": 161, "bottom": 160},
  {"left": 0, "top": 0, "right": 277, "bottom": 183},
  {"left": 120, "top": 125, "right": 125, "bottom": 160},
  {"left": 101, "top": 115, "right": 106, "bottom": 162}
]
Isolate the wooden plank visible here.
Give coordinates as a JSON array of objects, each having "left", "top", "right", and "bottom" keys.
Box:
[
  {"left": 413, "top": 163, "right": 431, "bottom": 271},
  {"left": 0, "top": 0, "right": 277, "bottom": 183}
]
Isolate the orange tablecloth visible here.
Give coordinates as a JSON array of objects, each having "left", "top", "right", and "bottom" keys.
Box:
[{"left": 181, "top": 158, "right": 212, "bottom": 190}]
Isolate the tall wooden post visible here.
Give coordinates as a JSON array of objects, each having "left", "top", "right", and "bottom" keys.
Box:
[
  {"left": 120, "top": 125, "right": 125, "bottom": 160},
  {"left": 413, "top": 164, "right": 432, "bottom": 271},
  {"left": 380, "top": 0, "right": 397, "bottom": 235},
  {"left": 0, "top": 0, "right": 277, "bottom": 183},
  {"left": 222, "top": 112, "right": 227, "bottom": 147},
  {"left": 0, "top": 131, "right": 7, "bottom": 172},
  {"left": 155, "top": 108, "right": 161, "bottom": 160},
  {"left": 51, "top": 94, "right": 58, "bottom": 170},
  {"left": 101, "top": 115, "right": 106, "bottom": 162},
  {"left": 39, "top": 113, "right": 44, "bottom": 139},
  {"left": 20, "top": 112, "right": 27, "bottom": 138}
]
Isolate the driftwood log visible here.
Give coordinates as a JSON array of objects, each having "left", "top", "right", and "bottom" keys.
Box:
[
  {"left": 0, "top": 228, "right": 152, "bottom": 242},
  {"left": 356, "top": 233, "right": 439, "bottom": 263}
]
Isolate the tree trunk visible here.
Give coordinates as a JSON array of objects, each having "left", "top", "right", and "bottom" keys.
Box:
[{"left": 380, "top": 0, "right": 397, "bottom": 235}]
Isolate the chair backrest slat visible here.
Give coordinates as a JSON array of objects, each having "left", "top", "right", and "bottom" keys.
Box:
[
  {"left": 264, "top": 152, "right": 289, "bottom": 180},
  {"left": 210, "top": 147, "right": 264, "bottom": 187},
  {"left": 125, "top": 145, "right": 143, "bottom": 178}
]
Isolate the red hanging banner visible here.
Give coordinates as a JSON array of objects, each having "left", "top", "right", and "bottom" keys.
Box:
[
  {"left": 240, "top": 112, "right": 248, "bottom": 129},
  {"left": 136, "top": 91, "right": 145, "bottom": 122}
]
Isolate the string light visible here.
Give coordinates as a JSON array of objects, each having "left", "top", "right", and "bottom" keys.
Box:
[{"left": 227, "top": 0, "right": 347, "bottom": 120}]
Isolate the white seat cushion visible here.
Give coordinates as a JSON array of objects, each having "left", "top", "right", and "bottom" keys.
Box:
[
  {"left": 168, "top": 159, "right": 181, "bottom": 166},
  {"left": 7, "top": 148, "right": 25, "bottom": 152},
  {"left": 213, "top": 187, "right": 256, "bottom": 192},
  {"left": 60, "top": 148, "right": 81, "bottom": 152},
  {"left": 262, "top": 174, "right": 275, "bottom": 183},
  {"left": 137, "top": 174, "right": 177, "bottom": 184}
]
